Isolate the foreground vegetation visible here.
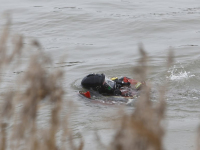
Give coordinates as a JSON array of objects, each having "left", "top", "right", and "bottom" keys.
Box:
[{"left": 0, "top": 19, "right": 199, "bottom": 150}]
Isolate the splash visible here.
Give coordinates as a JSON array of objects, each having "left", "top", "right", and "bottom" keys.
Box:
[{"left": 167, "top": 63, "right": 195, "bottom": 81}]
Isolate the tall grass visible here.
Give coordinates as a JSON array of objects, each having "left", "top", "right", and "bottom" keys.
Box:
[
  {"left": 0, "top": 19, "right": 198, "bottom": 150},
  {"left": 108, "top": 47, "right": 173, "bottom": 150},
  {"left": 0, "top": 19, "right": 66, "bottom": 150}
]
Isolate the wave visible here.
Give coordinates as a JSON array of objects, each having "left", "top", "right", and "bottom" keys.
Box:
[{"left": 167, "top": 63, "right": 195, "bottom": 81}]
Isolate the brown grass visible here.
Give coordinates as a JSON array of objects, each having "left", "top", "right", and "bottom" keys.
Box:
[
  {"left": 1, "top": 18, "right": 199, "bottom": 150},
  {"left": 108, "top": 46, "right": 173, "bottom": 150},
  {"left": 0, "top": 19, "right": 66, "bottom": 150}
]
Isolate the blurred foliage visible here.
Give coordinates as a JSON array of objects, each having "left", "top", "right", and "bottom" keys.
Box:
[{"left": 1, "top": 18, "right": 198, "bottom": 150}]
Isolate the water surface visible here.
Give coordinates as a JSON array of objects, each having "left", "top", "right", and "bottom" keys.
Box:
[{"left": 1, "top": 0, "right": 200, "bottom": 149}]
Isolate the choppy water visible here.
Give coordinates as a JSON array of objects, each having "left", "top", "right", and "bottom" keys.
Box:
[{"left": 1, "top": 0, "right": 200, "bottom": 149}]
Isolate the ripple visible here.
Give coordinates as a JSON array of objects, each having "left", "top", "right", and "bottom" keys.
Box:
[{"left": 167, "top": 63, "right": 195, "bottom": 81}]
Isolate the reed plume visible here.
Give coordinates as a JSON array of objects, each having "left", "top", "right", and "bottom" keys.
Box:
[{"left": 109, "top": 46, "right": 173, "bottom": 150}]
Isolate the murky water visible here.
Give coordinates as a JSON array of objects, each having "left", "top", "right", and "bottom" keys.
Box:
[{"left": 1, "top": 0, "right": 200, "bottom": 149}]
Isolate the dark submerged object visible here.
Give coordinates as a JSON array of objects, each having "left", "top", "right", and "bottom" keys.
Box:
[
  {"left": 81, "top": 73, "right": 117, "bottom": 95},
  {"left": 81, "top": 73, "right": 145, "bottom": 97},
  {"left": 81, "top": 73, "right": 105, "bottom": 89}
]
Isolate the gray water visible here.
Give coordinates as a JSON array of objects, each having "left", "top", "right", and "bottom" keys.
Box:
[{"left": 1, "top": 0, "right": 200, "bottom": 149}]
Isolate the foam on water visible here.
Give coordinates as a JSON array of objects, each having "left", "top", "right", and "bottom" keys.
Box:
[{"left": 167, "top": 63, "right": 195, "bottom": 81}]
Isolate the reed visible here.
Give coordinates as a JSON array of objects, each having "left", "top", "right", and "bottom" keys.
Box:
[
  {"left": 108, "top": 46, "right": 173, "bottom": 150},
  {"left": 0, "top": 19, "right": 66, "bottom": 150},
  {"left": 1, "top": 19, "right": 199, "bottom": 150}
]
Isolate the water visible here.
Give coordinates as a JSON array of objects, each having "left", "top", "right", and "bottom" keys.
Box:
[{"left": 1, "top": 0, "right": 200, "bottom": 149}]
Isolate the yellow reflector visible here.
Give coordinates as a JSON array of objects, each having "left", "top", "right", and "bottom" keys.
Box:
[
  {"left": 135, "top": 82, "right": 142, "bottom": 89},
  {"left": 111, "top": 77, "right": 118, "bottom": 81}
]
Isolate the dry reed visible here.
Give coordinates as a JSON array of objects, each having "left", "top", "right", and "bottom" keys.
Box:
[
  {"left": 108, "top": 46, "right": 173, "bottom": 150},
  {"left": 1, "top": 18, "right": 199, "bottom": 150},
  {"left": 0, "top": 19, "right": 66, "bottom": 150},
  {"left": 0, "top": 20, "right": 173, "bottom": 150},
  {"left": 0, "top": 18, "right": 85, "bottom": 150}
]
